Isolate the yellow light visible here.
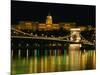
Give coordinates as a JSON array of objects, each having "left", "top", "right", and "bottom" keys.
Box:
[{"left": 70, "top": 28, "right": 81, "bottom": 31}]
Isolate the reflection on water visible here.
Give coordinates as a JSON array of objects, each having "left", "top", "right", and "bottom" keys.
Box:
[{"left": 11, "top": 44, "right": 96, "bottom": 74}]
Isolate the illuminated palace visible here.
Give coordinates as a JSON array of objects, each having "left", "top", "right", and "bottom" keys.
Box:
[{"left": 13, "top": 13, "right": 89, "bottom": 31}]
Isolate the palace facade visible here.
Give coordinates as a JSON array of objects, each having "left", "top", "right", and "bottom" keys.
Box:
[{"left": 12, "top": 13, "right": 90, "bottom": 31}]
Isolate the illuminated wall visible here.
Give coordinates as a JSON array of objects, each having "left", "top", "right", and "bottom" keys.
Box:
[{"left": 13, "top": 14, "right": 90, "bottom": 31}]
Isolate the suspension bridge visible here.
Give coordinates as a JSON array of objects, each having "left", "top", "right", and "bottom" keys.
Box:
[{"left": 11, "top": 28, "right": 95, "bottom": 46}]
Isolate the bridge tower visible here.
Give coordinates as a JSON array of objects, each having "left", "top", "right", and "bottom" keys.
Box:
[{"left": 70, "top": 28, "right": 81, "bottom": 42}]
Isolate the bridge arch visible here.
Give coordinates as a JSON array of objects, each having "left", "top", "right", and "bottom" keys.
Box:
[{"left": 70, "top": 28, "right": 81, "bottom": 42}]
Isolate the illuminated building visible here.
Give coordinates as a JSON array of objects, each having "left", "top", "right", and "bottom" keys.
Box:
[
  {"left": 12, "top": 13, "right": 90, "bottom": 31},
  {"left": 14, "top": 21, "right": 38, "bottom": 31},
  {"left": 38, "top": 23, "right": 46, "bottom": 31}
]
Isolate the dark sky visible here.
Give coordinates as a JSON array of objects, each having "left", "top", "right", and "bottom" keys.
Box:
[{"left": 11, "top": 0, "right": 96, "bottom": 26}]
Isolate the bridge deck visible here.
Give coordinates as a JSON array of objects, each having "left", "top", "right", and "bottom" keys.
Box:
[{"left": 11, "top": 36, "right": 95, "bottom": 46}]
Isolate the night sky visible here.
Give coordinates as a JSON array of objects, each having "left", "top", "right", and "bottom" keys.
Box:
[{"left": 11, "top": 0, "right": 96, "bottom": 26}]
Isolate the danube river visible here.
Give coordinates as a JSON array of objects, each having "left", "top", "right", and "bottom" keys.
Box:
[{"left": 11, "top": 44, "right": 96, "bottom": 74}]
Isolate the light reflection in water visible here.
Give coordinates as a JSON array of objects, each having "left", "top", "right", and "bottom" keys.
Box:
[
  {"left": 44, "top": 55, "right": 47, "bottom": 72},
  {"left": 34, "top": 56, "right": 37, "bottom": 73},
  {"left": 93, "top": 50, "right": 96, "bottom": 69},
  {"left": 18, "top": 49, "right": 21, "bottom": 59},
  {"left": 11, "top": 44, "right": 96, "bottom": 74},
  {"left": 29, "top": 58, "right": 33, "bottom": 73},
  {"left": 81, "top": 51, "right": 87, "bottom": 70},
  {"left": 41, "top": 56, "right": 44, "bottom": 72},
  {"left": 11, "top": 50, "right": 13, "bottom": 56},
  {"left": 50, "top": 55, "right": 55, "bottom": 72},
  {"left": 69, "top": 44, "right": 81, "bottom": 70},
  {"left": 26, "top": 49, "right": 29, "bottom": 59}
]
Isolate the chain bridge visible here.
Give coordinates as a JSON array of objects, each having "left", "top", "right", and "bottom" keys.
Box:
[{"left": 11, "top": 28, "right": 95, "bottom": 46}]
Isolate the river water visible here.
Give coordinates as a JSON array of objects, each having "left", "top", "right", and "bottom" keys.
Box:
[{"left": 11, "top": 44, "right": 96, "bottom": 74}]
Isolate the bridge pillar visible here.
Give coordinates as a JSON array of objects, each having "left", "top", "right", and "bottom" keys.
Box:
[{"left": 70, "top": 28, "right": 81, "bottom": 42}]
